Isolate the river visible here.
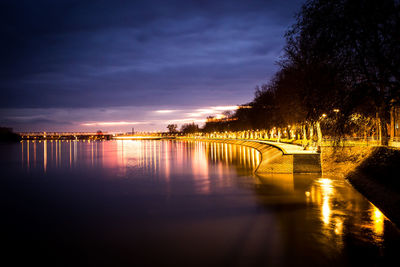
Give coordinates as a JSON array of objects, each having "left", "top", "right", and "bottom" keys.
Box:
[{"left": 1, "top": 140, "right": 399, "bottom": 266}]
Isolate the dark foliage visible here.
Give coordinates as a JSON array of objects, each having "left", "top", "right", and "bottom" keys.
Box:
[
  {"left": 0, "top": 127, "right": 21, "bottom": 142},
  {"left": 167, "top": 124, "right": 178, "bottom": 133},
  {"left": 180, "top": 123, "right": 200, "bottom": 134},
  {"left": 201, "top": 0, "right": 400, "bottom": 142}
]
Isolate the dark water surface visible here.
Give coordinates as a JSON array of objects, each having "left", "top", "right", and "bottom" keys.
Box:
[{"left": 1, "top": 140, "right": 399, "bottom": 266}]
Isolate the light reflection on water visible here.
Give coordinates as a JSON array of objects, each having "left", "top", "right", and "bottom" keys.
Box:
[
  {"left": 3, "top": 140, "right": 400, "bottom": 266},
  {"left": 307, "top": 177, "right": 386, "bottom": 250}
]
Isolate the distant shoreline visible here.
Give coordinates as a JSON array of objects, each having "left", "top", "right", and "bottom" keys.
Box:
[{"left": 0, "top": 127, "right": 21, "bottom": 142}]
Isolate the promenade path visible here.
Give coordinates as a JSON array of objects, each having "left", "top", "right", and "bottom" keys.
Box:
[{"left": 255, "top": 140, "right": 318, "bottom": 155}]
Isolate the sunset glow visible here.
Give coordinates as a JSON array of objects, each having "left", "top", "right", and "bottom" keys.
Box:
[
  {"left": 82, "top": 121, "right": 144, "bottom": 126},
  {"left": 78, "top": 105, "right": 239, "bottom": 131}
]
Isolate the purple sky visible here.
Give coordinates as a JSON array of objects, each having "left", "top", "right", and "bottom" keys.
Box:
[{"left": 0, "top": 0, "right": 303, "bottom": 132}]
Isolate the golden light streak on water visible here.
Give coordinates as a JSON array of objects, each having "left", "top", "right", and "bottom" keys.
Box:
[
  {"left": 318, "top": 178, "right": 333, "bottom": 225},
  {"left": 334, "top": 216, "right": 345, "bottom": 249},
  {"left": 251, "top": 149, "right": 256, "bottom": 169},
  {"left": 69, "top": 141, "right": 72, "bottom": 167},
  {"left": 55, "top": 140, "right": 58, "bottom": 167},
  {"left": 33, "top": 141, "right": 36, "bottom": 168},
  {"left": 303, "top": 175, "right": 391, "bottom": 247},
  {"left": 334, "top": 217, "right": 343, "bottom": 235},
  {"left": 74, "top": 140, "right": 77, "bottom": 166},
  {"left": 59, "top": 140, "right": 62, "bottom": 166},
  {"left": 210, "top": 143, "right": 214, "bottom": 162},
  {"left": 153, "top": 142, "right": 157, "bottom": 172},
  {"left": 239, "top": 145, "right": 243, "bottom": 165},
  {"left": 213, "top": 143, "right": 217, "bottom": 162},
  {"left": 90, "top": 140, "right": 94, "bottom": 163},
  {"left": 371, "top": 205, "right": 384, "bottom": 239},
  {"left": 224, "top": 143, "right": 228, "bottom": 164},
  {"left": 246, "top": 147, "right": 251, "bottom": 168},
  {"left": 27, "top": 140, "right": 30, "bottom": 169},
  {"left": 44, "top": 140, "right": 47, "bottom": 173},
  {"left": 164, "top": 141, "right": 170, "bottom": 184},
  {"left": 192, "top": 142, "right": 210, "bottom": 194},
  {"left": 229, "top": 144, "right": 233, "bottom": 164},
  {"left": 102, "top": 140, "right": 104, "bottom": 168},
  {"left": 21, "top": 141, "right": 24, "bottom": 167},
  {"left": 117, "top": 140, "right": 126, "bottom": 175},
  {"left": 322, "top": 197, "right": 331, "bottom": 225},
  {"left": 319, "top": 178, "right": 334, "bottom": 195}
]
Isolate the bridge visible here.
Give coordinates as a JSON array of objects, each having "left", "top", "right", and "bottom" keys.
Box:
[{"left": 19, "top": 132, "right": 113, "bottom": 140}]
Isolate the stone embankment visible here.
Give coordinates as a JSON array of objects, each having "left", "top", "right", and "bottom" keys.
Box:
[
  {"left": 321, "top": 146, "right": 375, "bottom": 176},
  {"left": 344, "top": 147, "right": 400, "bottom": 226},
  {"left": 180, "top": 138, "right": 321, "bottom": 174},
  {"left": 318, "top": 145, "right": 400, "bottom": 226}
]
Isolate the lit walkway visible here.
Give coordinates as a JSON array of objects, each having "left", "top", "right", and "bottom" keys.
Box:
[{"left": 251, "top": 140, "right": 319, "bottom": 155}]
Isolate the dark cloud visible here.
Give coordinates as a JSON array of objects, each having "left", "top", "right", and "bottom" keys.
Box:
[
  {"left": 0, "top": 0, "right": 304, "bottom": 130},
  {"left": 0, "top": 115, "right": 73, "bottom": 128}
]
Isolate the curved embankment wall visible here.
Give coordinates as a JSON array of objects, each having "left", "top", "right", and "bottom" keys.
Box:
[
  {"left": 180, "top": 138, "right": 321, "bottom": 174},
  {"left": 345, "top": 147, "right": 400, "bottom": 226}
]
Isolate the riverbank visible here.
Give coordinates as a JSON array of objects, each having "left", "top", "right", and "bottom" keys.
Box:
[
  {"left": 320, "top": 145, "right": 400, "bottom": 226},
  {"left": 321, "top": 146, "right": 375, "bottom": 176},
  {"left": 345, "top": 147, "right": 400, "bottom": 226},
  {"left": 183, "top": 138, "right": 400, "bottom": 226}
]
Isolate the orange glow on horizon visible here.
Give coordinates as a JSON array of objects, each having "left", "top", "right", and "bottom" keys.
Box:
[
  {"left": 80, "top": 105, "right": 239, "bottom": 129},
  {"left": 82, "top": 121, "right": 144, "bottom": 126}
]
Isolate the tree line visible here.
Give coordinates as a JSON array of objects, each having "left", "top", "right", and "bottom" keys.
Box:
[{"left": 170, "top": 0, "right": 400, "bottom": 145}]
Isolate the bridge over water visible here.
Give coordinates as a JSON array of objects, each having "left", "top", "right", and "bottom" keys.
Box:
[{"left": 19, "top": 132, "right": 113, "bottom": 140}]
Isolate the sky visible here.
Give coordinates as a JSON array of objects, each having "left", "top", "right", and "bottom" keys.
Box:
[{"left": 0, "top": 0, "right": 304, "bottom": 133}]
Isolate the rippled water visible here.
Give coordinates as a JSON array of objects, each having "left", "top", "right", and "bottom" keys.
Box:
[{"left": 1, "top": 140, "right": 399, "bottom": 266}]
